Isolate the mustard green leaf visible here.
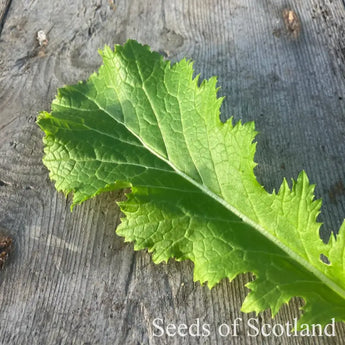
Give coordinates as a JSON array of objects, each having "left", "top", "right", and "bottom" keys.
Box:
[{"left": 37, "top": 39, "right": 345, "bottom": 327}]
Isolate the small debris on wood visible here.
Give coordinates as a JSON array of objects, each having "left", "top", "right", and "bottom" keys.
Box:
[
  {"left": 282, "top": 8, "right": 301, "bottom": 38},
  {"left": 0, "top": 235, "right": 13, "bottom": 269},
  {"left": 108, "top": 0, "right": 116, "bottom": 11},
  {"left": 37, "top": 30, "right": 48, "bottom": 47},
  {"left": 329, "top": 180, "right": 345, "bottom": 204},
  {"left": 35, "top": 30, "right": 49, "bottom": 58},
  {"left": 37, "top": 30, "right": 48, "bottom": 46}
]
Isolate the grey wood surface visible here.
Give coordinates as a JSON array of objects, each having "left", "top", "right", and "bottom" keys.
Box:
[{"left": 1, "top": 0, "right": 345, "bottom": 344}]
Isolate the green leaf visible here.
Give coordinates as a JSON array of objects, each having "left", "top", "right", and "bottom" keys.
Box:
[{"left": 37, "top": 39, "right": 345, "bottom": 327}]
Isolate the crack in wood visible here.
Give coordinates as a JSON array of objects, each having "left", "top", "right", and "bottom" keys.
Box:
[{"left": 0, "top": 0, "right": 12, "bottom": 37}]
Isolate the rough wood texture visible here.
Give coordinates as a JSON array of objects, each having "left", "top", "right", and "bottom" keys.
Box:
[{"left": 1, "top": 0, "right": 345, "bottom": 344}]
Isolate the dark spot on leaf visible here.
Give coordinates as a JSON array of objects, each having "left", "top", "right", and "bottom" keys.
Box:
[{"left": 320, "top": 254, "right": 331, "bottom": 265}]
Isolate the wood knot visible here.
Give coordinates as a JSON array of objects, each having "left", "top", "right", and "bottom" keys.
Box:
[
  {"left": 282, "top": 8, "right": 301, "bottom": 39},
  {"left": 0, "top": 235, "right": 13, "bottom": 269}
]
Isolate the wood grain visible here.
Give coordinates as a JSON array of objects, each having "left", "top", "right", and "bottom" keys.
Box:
[{"left": 1, "top": 0, "right": 345, "bottom": 344}]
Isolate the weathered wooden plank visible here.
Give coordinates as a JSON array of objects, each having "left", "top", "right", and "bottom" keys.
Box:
[{"left": 1, "top": 0, "right": 345, "bottom": 344}]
